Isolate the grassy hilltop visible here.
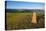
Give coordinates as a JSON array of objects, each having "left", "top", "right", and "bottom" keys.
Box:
[{"left": 5, "top": 9, "right": 45, "bottom": 30}]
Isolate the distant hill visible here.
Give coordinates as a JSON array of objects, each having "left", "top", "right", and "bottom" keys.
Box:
[{"left": 5, "top": 9, "right": 44, "bottom": 14}]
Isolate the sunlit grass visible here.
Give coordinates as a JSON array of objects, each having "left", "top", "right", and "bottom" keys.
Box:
[{"left": 6, "top": 12, "right": 44, "bottom": 30}]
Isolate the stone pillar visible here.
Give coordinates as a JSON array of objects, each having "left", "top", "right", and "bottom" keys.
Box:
[{"left": 32, "top": 12, "right": 37, "bottom": 24}]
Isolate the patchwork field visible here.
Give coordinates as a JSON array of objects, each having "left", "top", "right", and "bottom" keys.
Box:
[{"left": 6, "top": 12, "right": 45, "bottom": 30}]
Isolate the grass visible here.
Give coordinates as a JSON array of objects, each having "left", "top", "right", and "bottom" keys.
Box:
[{"left": 6, "top": 12, "right": 45, "bottom": 30}]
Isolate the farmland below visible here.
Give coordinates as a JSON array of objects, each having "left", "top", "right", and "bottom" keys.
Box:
[{"left": 5, "top": 9, "right": 45, "bottom": 30}]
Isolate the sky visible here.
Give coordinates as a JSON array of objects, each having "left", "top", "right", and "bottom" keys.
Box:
[
  {"left": 5, "top": 0, "right": 44, "bottom": 3},
  {"left": 6, "top": 1, "right": 44, "bottom": 9}
]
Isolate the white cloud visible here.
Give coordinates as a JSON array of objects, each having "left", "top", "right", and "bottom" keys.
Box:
[{"left": 15, "top": 7, "right": 44, "bottom": 9}]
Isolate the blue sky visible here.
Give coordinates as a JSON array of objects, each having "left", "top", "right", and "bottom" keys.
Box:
[{"left": 6, "top": 1, "right": 44, "bottom": 9}]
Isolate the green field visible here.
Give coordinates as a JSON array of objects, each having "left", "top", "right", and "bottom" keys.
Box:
[{"left": 6, "top": 12, "right": 44, "bottom": 30}]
